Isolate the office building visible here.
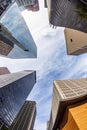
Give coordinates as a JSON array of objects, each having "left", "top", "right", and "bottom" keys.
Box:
[
  {"left": 0, "top": 70, "right": 36, "bottom": 129},
  {"left": 10, "top": 101, "right": 36, "bottom": 130},
  {"left": 44, "top": 0, "right": 48, "bottom": 8},
  {"left": 0, "top": 39, "right": 14, "bottom": 56},
  {"left": 0, "top": 67, "right": 10, "bottom": 75},
  {"left": 64, "top": 28, "right": 87, "bottom": 55},
  {"left": 0, "top": 3, "right": 37, "bottom": 58},
  {"left": 48, "top": 78, "right": 87, "bottom": 130},
  {"left": 16, "top": 0, "right": 35, "bottom": 7},
  {"left": 16, "top": 0, "right": 39, "bottom": 11},
  {"left": 0, "top": 23, "right": 29, "bottom": 56},
  {"left": 47, "top": 0, "right": 87, "bottom": 33},
  {"left": 47, "top": 121, "right": 49, "bottom": 130},
  {"left": 0, "top": 0, "right": 15, "bottom": 19},
  {"left": 26, "top": 0, "right": 39, "bottom": 12}
]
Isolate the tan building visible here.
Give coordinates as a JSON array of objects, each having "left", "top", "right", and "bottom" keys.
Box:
[
  {"left": 64, "top": 28, "right": 87, "bottom": 55},
  {"left": 60, "top": 100, "right": 87, "bottom": 130},
  {"left": 48, "top": 78, "right": 87, "bottom": 130}
]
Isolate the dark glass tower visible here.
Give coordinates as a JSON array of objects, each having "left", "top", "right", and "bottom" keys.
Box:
[
  {"left": 0, "top": 23, "right": 28, "bottom": 56},
  {"left": 0, "top": 0, "right": 15, "bottom": 18},
  {"left": 0, "top": 70, "right": 36, "bottom": 128},
  {"left": 10, "top": 101, "right": 36, "bottom": 130},
  {"left": 47, "top": 0, "right": 87, "bottom": 33}
]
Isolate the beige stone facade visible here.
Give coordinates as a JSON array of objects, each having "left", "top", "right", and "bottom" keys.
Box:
[
  {"left": 48, "top": 78, "right": 87, "bottom": 130},
  {"left": 64, "top": 28, "right": 87, "bottom": 55}
]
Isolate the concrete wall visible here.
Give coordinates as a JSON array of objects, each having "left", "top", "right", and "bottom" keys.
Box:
[{"left": 64, "top": 28, "right": 87, "bottom": 55}]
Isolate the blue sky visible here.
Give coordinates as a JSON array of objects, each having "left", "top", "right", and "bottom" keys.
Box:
[{"left": 0, "top": 0, "right": 87, "bottom": 130}]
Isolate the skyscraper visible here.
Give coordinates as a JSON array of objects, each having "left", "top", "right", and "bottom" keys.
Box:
[
  {"left": 0, "top": 23, "right": 28, "bottom": 56},
  {"left": 0, "top": 0, "right": 15, "bottom": 18},
  {"left": 0, "top": 2, "right": 37, "bottom": 58},
  {"left": 47, "top": 113, "right": 53, "bottom": 130},
  {"left": 0, "top": 70, "right": 36, "bottom": 128},
  {"left": 47, "top": 0, "right": 87, "bottom": 33},
  {"left": 0, "top": 67, "right": 10, "bottom": 75},
  {"left": 64, "top": 28, "right": 87, "bottom": 55},
  {"left": 16, "top": 0, "right": 35, "bottom": 6},
  {"left": 48, "top": 78, "right": 87, "bottom": 130},
  {"left": 10, "top": 101, "right": 36, "bottom": 130},
  {"left": 44, "top": 0, "right": 48, "bottom": 8}
]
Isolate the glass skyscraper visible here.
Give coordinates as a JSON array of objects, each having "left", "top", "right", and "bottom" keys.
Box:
[
  {"left": 47, "top": 0, "right": 87, "bottom": 33},
  {"left": 0, "top": 70, "right": 36, "bottom": 128},
  {"left": 10, "top": 101, "right": 36, "bottom": 130},
  {"left": 0, "top": 3, "right": 37, "bottom": 58}
]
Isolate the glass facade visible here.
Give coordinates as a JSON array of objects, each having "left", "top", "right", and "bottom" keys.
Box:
[
  {"left": 10, "top": 101, "right": 36, "bottom": 130},
  {"left": 48, "top": 0, "right": 87, "bottom": 33},
  {"left": 1, "top": 4, "right": 37, "bottom": 58},
  {"left": 0, "top": 0, "right": 15, "bottom": 17},
  {"left": 0, "top": 23, "right": 29, "bottom": 53},
  {"left": 0, "top": 71, "right": 36, "bottom": 127}
]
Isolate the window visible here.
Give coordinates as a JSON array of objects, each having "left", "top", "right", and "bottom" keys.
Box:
[{"left": 70, "top": 38, "right": 73, "bottom": 42}]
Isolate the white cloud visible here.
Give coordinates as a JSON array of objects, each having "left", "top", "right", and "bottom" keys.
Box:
[{"left": 34, "top": 120, "right": 46, "bottom": 130}]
